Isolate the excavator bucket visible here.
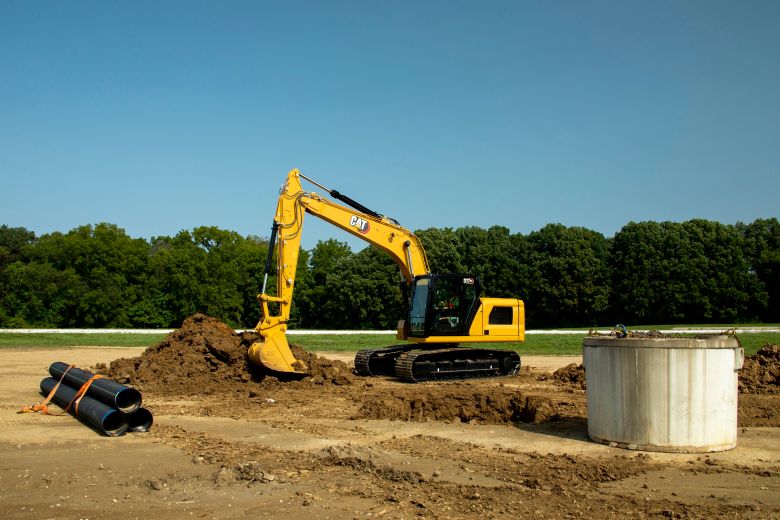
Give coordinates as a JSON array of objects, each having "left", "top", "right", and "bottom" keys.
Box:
[{"left": 248, "top": 333, "right": 308, "bottom": 375}]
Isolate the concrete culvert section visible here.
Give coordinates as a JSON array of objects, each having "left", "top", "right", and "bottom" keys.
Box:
[{"left": 584, "top": 335, "right": 743, "bottom": 453}]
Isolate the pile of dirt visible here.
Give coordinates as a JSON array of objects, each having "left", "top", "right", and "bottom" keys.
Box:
[
  {"left": 739, "top": 344, "right": 780, "bottom": 394},
  {"left": 738, "top": 345, "right": 780, "bottom": 427},
  {"left": 355, "top": 384, "right": 586, "bottom": 424},
  {"left": 551, "top": 363, "right": 587, "bottom": 389},
  {"left": 99, "top": 314, "right": 354, "bottom": 395}
]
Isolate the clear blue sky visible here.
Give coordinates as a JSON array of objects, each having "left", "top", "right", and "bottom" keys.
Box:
[{"left": 2, "top": 0, "right": 778, "bottom": 251}]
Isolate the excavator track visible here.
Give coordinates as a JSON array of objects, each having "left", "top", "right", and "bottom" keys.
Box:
[
  {"left": 355, "top": 345, "right": 520, "bottom": 382},
  {"left": 354, "top": 344, "right": 420, "bottom": 376},
  {"left": 393, "top": 348, "right": 521, "bottom": 382}
]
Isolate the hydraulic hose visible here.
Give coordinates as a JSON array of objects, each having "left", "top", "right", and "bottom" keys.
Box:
[{"left": 261, "top": 222, "right": 279, "bottom": 295}]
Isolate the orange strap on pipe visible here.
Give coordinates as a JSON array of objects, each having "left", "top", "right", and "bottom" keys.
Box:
[
  {"left": 18, "top": 364, "right": 75, "bottom": 415},
  {"left": 72, "top": 374, "right": 105, "bottom": 415},
  {"left": 18, "top": 365, "right": 105, "bottom": 416}
]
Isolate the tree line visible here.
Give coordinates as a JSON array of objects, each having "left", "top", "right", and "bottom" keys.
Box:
[{"left": 0, "top": 218, "right": 778, "bottom": 330}]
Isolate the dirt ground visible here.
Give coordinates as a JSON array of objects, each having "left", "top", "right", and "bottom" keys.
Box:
[{"left": 1, "top": 317, "right": 778, "bottom": 519}]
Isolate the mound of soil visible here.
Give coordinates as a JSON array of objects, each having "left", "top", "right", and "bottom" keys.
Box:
[
  {"left": 739, "top": 344, "right": 780, "bottom": 394},
  {"left": 100, "top": 314, "right": 354, "bottom": 395},
  {"left": 551, "top": 363, "right": 587, "bottom": 389},
  {"left": 355, "top": 385, "right": 586, "bottom": 424}
]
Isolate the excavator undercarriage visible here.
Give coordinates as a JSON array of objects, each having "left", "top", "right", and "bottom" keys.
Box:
[{"left": 355, "top": 345, "right": 521, "bottom": 382}]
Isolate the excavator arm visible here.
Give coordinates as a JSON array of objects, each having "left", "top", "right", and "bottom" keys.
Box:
[{"left": 248, "top": 169, "right": 430, "bottom": 374}]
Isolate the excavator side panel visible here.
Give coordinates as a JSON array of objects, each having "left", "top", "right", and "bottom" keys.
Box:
[{"left": 478, "top": 298, "right": 525, "bottom": 340}]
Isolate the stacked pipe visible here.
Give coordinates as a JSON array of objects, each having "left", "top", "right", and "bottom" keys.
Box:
[{"left": 40, "top": 362, "right": 153, "bottom": 437}]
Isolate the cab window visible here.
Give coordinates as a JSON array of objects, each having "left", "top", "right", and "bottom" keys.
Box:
[
  {"left": 432, "top": 278, "right": 462, "bottom": 334},
  {"left": 408, "top": 278, "right": 430, "bottom": 336},
  {"left": 488, "top": 306, "right": 513, "bottom": 325}
]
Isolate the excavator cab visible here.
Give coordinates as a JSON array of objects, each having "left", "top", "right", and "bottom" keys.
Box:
[
  {"left": 407, "top": 274, "right": 481, "bottom": 338},
  {"left": 366, "top": 273, "right": 523, "bottom": 381}
]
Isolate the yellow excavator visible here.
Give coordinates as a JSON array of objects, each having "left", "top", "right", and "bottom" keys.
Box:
[{"left": 248, "top": 169, "right": 525, "bottom": 382}]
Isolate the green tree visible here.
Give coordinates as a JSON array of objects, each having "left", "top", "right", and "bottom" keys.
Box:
[
  {"left": 193, "top": 226, "right": 251, "bottom": 326},
  {"left": 146, "top": 226, "right": 265, "bottom": 328},
  {"left": 418, "top": 226, "right": 529, "bottom": 300},
  {"left": 237, "top": 235, "right": 270, "bottom": 328},
  {"left": 293, "top": 239, "right": 352, "bottom": 328},
  {"left": 417, "top": 227, "right": 465, "bottom": 274},
  {"left": 320, "top": 246, "right": 404, "bottom": 329},
  {"left": 526, "top": 224, "right": 610, "bottom": 327},
  {"left": 0, "top": 225, "right": 38, "bottom": 326},
  {"left": 457, "top": 226, "right": 528, "bottom": 300},
  {"left": 740, "top": 218, "right": 780, "bottom": 321},
  {"left": 23, "top": 223, "right": 151, "bottom": 327},
  {"left": 0, "top": 225, "right": 35, "bottom": 269},
  {"left": 147, "top": 231, "right": 208, "bottom": 327},
  {"left": 610, "top": 220, "right": 763, "bottom": 324},
  {"left": 609, "top": 221, "right": 664, "bottom": 323},
  {"left": 0, "top": 261, "right": 81, "bottom": 327},
  {"left": 682, "top": 219, "right": 764, "bottom": 322}
]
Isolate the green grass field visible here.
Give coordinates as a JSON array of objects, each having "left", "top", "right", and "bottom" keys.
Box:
[
  {"left": 0, "top": 330, "right": 777, "bottom": 356},
  {"left": 0, "top": 333, "right": 167, "bottom": 348}
]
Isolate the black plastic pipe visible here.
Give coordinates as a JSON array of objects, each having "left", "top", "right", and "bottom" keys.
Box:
[
  {"left": 48, "top": 362, "right": 141, "bottom": 413},
  {"left": 126, "top": 408, "right": 154, "bottom": 432},
  {"left": 40, "top": 377, "right": 129, "bottom": 437}
]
